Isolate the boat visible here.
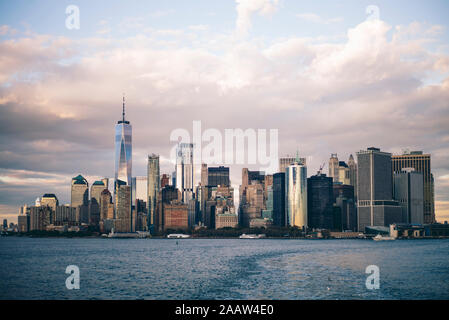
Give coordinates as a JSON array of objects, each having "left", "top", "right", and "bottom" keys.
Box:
[
  {"left": 373, "top": 234, "right": 396, "bottom": 241},
  {"left": 106, "top": 229, "right": 151, "bottom": 238},
  {"left": 167, "top": 234, "right": 190, "bottom": 239},
  {"left": 239, "top": 233, "right": 266, "bottom": 239}
]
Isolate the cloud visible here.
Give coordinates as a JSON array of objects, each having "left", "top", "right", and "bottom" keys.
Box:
[
  {"left": 0, "top": 16, "right": 448, "bottom": 221},
  {"left": 296, "top": 13, "right": 343, "bottom": 24},
  {"left": 235, "top": 0, "right": 280, "bottom": 37}
]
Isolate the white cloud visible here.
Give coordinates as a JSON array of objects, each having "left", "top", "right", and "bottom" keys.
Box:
[{"left": 235, "top": 0, "right": 280, "bottom": 37}]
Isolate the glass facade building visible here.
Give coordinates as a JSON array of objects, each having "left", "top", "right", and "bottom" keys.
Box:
[
  {"left": 115, "top": 98, "right": 132, "bottom": 189},
  {"left": 285, "top": 162, "right": 307, "bottom": 229}
]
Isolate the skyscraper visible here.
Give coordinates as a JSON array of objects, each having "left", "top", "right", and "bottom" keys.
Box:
[
  {"left": 115, "top": 183, "right": 132, "bottom": 233},
  {"left": 90, "top": 180, "right": 106, "bottom": 226},
  {"left": 41, "top": 194, "right": 59, "bottom": 212},
  {"left": 176, "top": 143, "right": 194, "bottom": 203},
  {"left": 285, "top": 156, "right": 308, "bottom": 229},
  {"left": 71, "top": 175, "right": 88, "bottom": 208},
  {"left": 307, "top": 173, "right": 334, "bottom": 230},
  {"left": 392, "top": 151, "right": 434, "bottom": 224},
  {"left": 208, "top": 166, "right": 230, "bottom": 187},
  {"left": 272, "top": 172, "right": 286, "bottom": 226},
  {"left": 357, "top": 147, "right": 402, "bottom": 231},
  {"left": 147, "top": 154, "right": 160, "bottom": 228},
  {"left": 394, "top": 168, "right": 424, "bottom": 224},
  {"left": 279, "top": 156, "right": 306, "bottom": 173},
  {"left": 348, "top": 154, "right": 357, "bottom": 199},
  {"left": 115, "top": 96, "right": 132, "bottom": 188}
]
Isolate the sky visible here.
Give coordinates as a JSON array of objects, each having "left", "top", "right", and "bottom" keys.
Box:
[{"left": 1, "top": 0, "right": 449, "bottom": 224}]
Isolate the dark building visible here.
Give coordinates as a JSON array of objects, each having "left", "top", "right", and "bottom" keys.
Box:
[
  {"left": 272, "top": 172, "right": 285, "bottom": 226},
  {"left": 333, "top": 184, "right": 356, "bottom": 231},
  {"left": 307, "top": 173, "right": 334, "bottom": 230},
  {"left": 161, "top": 174, "right": 170, "bottom": 188},
  {"left": 207, "top": 166, "right": 230, "bottom": 187},
  {"left": 155, "top": 185, "right": 181, "bottom": 232}
]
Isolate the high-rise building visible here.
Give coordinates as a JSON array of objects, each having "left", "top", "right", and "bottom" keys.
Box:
[
  {"left": 394, "top": 168, "right": 424, "bottom": 224},
  {"left": 272, "top": 172, "right": 286, "bottom": 226},
  {"left": 41, "top": 194, "right": 59, "bottom": 212},
  {"left": 132, "top": 176, "right": 148, "bottom": 213},
  {"left": 164, "top": 202, "right": 189, "bottom": 231},
  {"left": 208, "top": 166, "right": 230, "bottom": 187},
  {"left": 115, "top": 96, "right": 132, "bottom": 188},
  {"left": 333, "top": 184, "right": 356, "bottom": 231},
  {"left": 279, "top": 156, "right": 306, "bottom": 173},
  {"left": 239, "top": 169, "right": 267, "bottom": 228},
  {"left": 328, "top": 154, "right": 352, "bottom": 186},
  {"left": 55, "top": 205, "right": 77, "bottom": 226},
  {"left": 176, "top": 143, "right": 194, "bottom": 203},
  {"left": 115, "top": 183, "right": 132, "bottom": 233},
  {"left": 90, "top": 180, "right": 107, "bottom": 226},
  {"left": 307, "top": 173, "right": 334, "bottom": 230},
  {"left": 71, "top": 175, "right": 88, "bottom": 208},
  {"left": 392, "top": 151, "right": 434, "bottom": 224},
  {"left": 357, "top": 147, "right": 402, "bottom": 231},
  {"left": 154, "top": 185, "right": 181, "bottom": 232},
  {"left": 29, "top": 206, "right": 52, "bottom": 231},
  {"left": 348, "top": 154, "right": 357, "bottom": 199},
  {"left": 147, "top": 154, "right": 160, "bottom": 228},
  {"left": 285, "top": 157, "right": 308, "bottom": 229},
  {"left": 201, "top": 163, "right": 208, "bottom": 187},
  {"left": 161, "top": 174, "right": 170, "bottom": 188}
]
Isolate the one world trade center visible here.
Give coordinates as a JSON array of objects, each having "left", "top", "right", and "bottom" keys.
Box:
[{"left": 115, "top": 96, "right": 132, "bottom": 189}]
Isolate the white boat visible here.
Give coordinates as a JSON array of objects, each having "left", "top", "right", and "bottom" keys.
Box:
[
  {"left": 167, "top": 234, "right": 190, "bottom": 239},
  {"left": 373, "top": 234, "right": 396, "bottom": 241},
  {"left": 107, "top": 229, "right": 151, "bottom": 238},
  {"left": 239, "top": 233, "right": 266, "bottom": 239}
]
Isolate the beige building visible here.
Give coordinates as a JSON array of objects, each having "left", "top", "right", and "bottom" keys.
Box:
[{"left": 216, "top": 213, "right": 238, "bottom": 229}]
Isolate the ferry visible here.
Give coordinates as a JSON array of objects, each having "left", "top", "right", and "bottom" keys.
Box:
[
  {"left": 373, "top": 234, "right": 396, "bottom": 241},
  {"left": 167, "top": 234, "right": 191, "bottom": 239},
  {"left": 106, "top": 229, "right": 151, "bottom": 238},
  {"left": 239, "top": 233, "right": 266, "bottom": 239}
]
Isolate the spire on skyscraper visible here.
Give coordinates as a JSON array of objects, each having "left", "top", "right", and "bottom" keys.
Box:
[{"left": 122, "top": 93, "right": 125, "bottom": 123}]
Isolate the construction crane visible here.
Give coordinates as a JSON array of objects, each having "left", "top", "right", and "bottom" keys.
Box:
[{"left": 318, "top": 162, "right": 326, "bottom": 175}]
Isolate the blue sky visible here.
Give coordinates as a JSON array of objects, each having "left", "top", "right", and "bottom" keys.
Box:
[{"left": 1, "top": 0, "right": 448, "bottom": 42}]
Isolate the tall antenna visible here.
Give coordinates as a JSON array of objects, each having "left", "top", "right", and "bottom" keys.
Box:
[
  {"left": 295, "top": 149, "right": 300, "bottom": 163},
  {"left": 122, "top": 93, "right": 125, "bottom": 122}
]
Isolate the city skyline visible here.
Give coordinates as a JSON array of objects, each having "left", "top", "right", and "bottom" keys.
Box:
[{"left": 1, "top": 0, "right": 449, "bottom": 223}]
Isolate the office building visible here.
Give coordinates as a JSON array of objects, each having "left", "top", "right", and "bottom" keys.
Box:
[
  {"left": 90, "top": 180, "right": 107, "bottom": 226},
  {"left": 29, "top": 206, "right": 52, "bottom": 231},
  {"left": 394, "top": 168, "right": 424, "bottom": 224},
  {"left": 154, "top": 186, "right": 182, "bottom": 232},
  {"left": 147, "top": 154, "right": 160, "bottom": 228},
  {"left": 279, "top": 156, "right": 306, "bottom": 173},
  {"left": 357, "top": 147, "right": 402, "bottom": 231},
  {"left": 115, "top": 183, "right": 132, "bottom": 233},
  {"left": 307, "top": 173, "right": 334, "bottom": 230},
  {"left": 328, "top": 154, "right": 352, "bottom": 186},
  {"left": 41, "top": 194, "right": 59, "bottom": 212},
  {"left": 201, "top": 163, "right": 208, "bottom": 186},
  {"left": 285, "top": 157, "right": 308, "bottom": 229},
  {"left": 208, "top": 166, "right": 230, "bottom": 187},
  {"left": 272, "top": 172, "right": 286, "bottom": 226},
  {"left": 333, "top": 184, "right": 356, "bottom": 231},
  {"left": 71, "top": 175, "right": 88, "bottom": 208},
  {"left": 55, "top": 205, "right": 77, "bottom": 226},
  {"left": 392, "top": 151, "right": 434, "bottom": 224},
  {"left": 115, "top": 96, "right": 132, "bottom": 188},
  {"left": 161, "top": 174, "right": 170, "bottom": 188},
  {"left": 164, "top": 202, "right": 189, "bottom": 231},
  {"left": 176, "top": 143, "right": 194, "bottom": 203},
  {"left": 239, "top": 169, "right": 266, "bottom": 228}
]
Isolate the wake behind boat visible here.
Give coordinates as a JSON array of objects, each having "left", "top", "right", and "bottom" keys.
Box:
[
  {"left": 239, "top": 234, "right": 266, "bottom": 239},
  {"left": 373, "top": 234, "right": 396, "bottom": 241}
]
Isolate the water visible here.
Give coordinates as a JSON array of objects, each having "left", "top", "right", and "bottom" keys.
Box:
[{"left": 1, "top": 237, "right": 448, "bottom": 300}]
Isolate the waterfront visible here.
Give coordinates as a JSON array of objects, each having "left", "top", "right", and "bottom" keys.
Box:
[{"left": 1, "top": 238, "right": 448, "bottom": 300}]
